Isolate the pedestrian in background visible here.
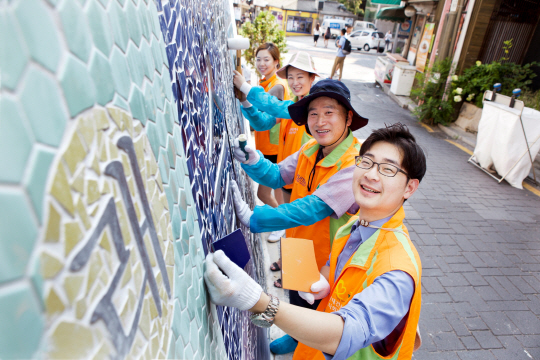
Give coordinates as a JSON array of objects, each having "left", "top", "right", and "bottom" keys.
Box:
[
  {"left": 385, "top": 30, "right": 393, "bottom": 51},
  {"left": 329, "top": 26, "right": 352, "bottom": 81},
  {"left": 313, "top": 23, "right": 320, "bottom": 46},
  {"left": 324, "top": 26, "right": 331, "bottom": 48}
]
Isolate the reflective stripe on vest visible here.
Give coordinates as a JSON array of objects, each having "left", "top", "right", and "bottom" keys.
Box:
[
  {"left": 285, "top": 131, "right": 361, "bottom": 270},
  {"left": 293, "top": 207, "right": 422, "bottom": 360}
]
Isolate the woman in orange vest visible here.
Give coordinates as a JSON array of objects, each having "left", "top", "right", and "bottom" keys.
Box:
[
  {"left": 231, "top": 80, "right": 366, "bottom": 312},
  {"left": 250, "top": 43, "right": 289, "bottom": 222},
  {"left": 204, "top": 123, "right": 426, "bottom": 359}
]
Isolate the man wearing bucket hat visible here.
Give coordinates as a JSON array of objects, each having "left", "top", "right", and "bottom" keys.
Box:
[{"left": 230, "top": 79, "right": 367, "bottom": 312}]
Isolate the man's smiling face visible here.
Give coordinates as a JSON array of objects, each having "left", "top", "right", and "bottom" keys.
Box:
[
  {"left": 353, "top": 141, "right": 419, "bottom": 221},
  {"left": 307, "top": 96, "right": 352, "bottom": 147}
]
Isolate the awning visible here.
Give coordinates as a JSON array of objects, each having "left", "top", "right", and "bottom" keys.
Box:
[
  {"left": 371, "top": 0, "right": 401, "bottom": 5},
  {"left": 376, "top": 6, "right": 409, "bottom": 22}
]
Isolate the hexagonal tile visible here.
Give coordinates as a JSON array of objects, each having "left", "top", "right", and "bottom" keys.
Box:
[
  {"left": 85, "top": 0, "right": 114, "bottom": 57},
  {"left": 108, "top": 0, "right": 130, "bottom": 52},
  {"left": 126, "top": 42, "right": 145, "bottom": 88},
  {"left": 110, "top": 47, "right": 131, "bottom": 99},
  {"left": 24, "top": 146, "right": 56, "bottom": 222},
  {"left": 59, "top": 55, "right": 96, "bottom": 116},
  {"left": 112, "top": 94, "right": 130, "bottom": 111},
  {"left": 140, "top": 40, "right": 155, "bottom": 82},
  {"left": 0, "top": 188, "right": 38, "bottom": 282},
  {"left": 20, "top": 67, "right": 67, "bottom": 147},
  {"left": 144, "top": 84, "right": 157, "bottom": 122},
  {"left": 89, "top": 51, "right": 115, "bottom": 106},
  {"left": 128, "top": 84, "right": 147, "bottom": 124},
  {"left": 126, "top": 0, "right": 142, "bottom": 47},
  {"left": 0, "top": 9, "right": 29, "bottom": 90},
  {"left": 59, "top": 0, "right": 93, "bottom": 63},
  {"left": 0, "top": 97, "right": 33, "bottom": 183},
  {"left": 14, "top": 0, "right": 61, "bottom": 72},
  {"left": 0, "top": 283, "right": 44, "bottom": 359}
]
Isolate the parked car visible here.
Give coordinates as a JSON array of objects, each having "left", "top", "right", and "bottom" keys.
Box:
[
  {"left": 349, "top": 30, "right": 385, "bottom": 52},
  {"left": 352, "top": 21, "right": 377, "bottom": 31}
]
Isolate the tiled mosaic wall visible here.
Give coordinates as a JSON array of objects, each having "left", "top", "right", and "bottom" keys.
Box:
[{"left": 0, "top": 0, "right": 267, "bottom": 359}]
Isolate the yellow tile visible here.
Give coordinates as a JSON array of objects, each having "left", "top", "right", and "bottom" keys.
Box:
[
  {"left": 91, "top": 154, "right": 101, "bottom": 175},
  {"left": 99, "top": 230, "right": 111, "bottom": 252},
  {"left": 87, "top": 179, "right": 100, "bottom": 205},
  {"left": 150, "top": 335, "right": 159, "bottom": 358},
  {"left": 133, "top": 122, "right": 142, "bottom": 137},
  {"left": 148, "top": 157, "right": 158, "bottom": 176},
  {"left": 100, "top": 181, "right": 111, "bottom": 195},
  {"left": 127, "top": 175, "right": 136, "bottom": 198},
  {"left": 120, "top": 257, "right": 132, "bottom": 287},
  {"left": 44, "top": 204, "right": 61, "bottom": 243},
  {"left": 107, "top": 107, "right": 125, "bottom": 131},
  {"left": 99, "top": 268, "right": 109, "bottom": 287},
  {"left": 101, "top": 248, "right": 113, "bottom": 275},
  {"left": 166, "top": 267, "right": 174, "bottom": 293},
  {"left": 159, "top": 192, "right": 168, "bottom": 211},
  {"left": 133, "top": 137, "right": 145, "bottom": 171},
  {"left": 63, "top": 274, "right": 84, "bottom": 303},
  {"left": 133, "top": 262, "right": 143, "bottom": 294},
  {"left": 146, "top": 177, "right": 156, "bottom": 199},
  {"left": 160, "top": 216, "right": 167, "bottom": 240},
  {"left": 86, "top": 253, "right": 103, "bottom": 293},
  {"left": 64, "top": 221, "right": 83, "bottom": 257},
  {"left": 98, "top": 137, "right": 108, "bottom": 162},
  {"left": 75, "top": 297, "right": 86, "bottom": 319},
  {"left": 63, "top": 132, "right": 87, "bottom": 176},
  {"left": 115, "top": 200, "right": 131, "bottom": 246},
  {"left": 149, "top": 290, "right": 159, "bottom": 319},
  {"left": 119, "top": 294, "right": 132, "bottom": 330},
  {"left": 45, "top": 287, "right": 65, "bottom": 316},
  {"left": 133, "top": 201, "right": 141, "bottom": 221},
  {"left": 165, "top": 243, "right": 174, "bottom": 266},
  {"left": 109, "top": 139, "right": 119, "bottom": 159},
  {"left": 94, "top": 108, "right": 110, "bottom": 131},
  {"left": 40, "top": 251, "right": 63, "bottom": 279},
  {"left": 49, "top": 322, "right": 95, "bottom": 359},
  {"left": 143, "top": 233, "right": 156, "bottom": 267},
  {"left": 121, "top": 153, "right": 131, "bottom": 177},
  {"left": 124, "top": 113, "right": 133, "bottom": 137},
  {"left": 76, "top": 115, "right": 95, "bottom": 149},
  {"left": 91, "top": 340, "right": 112, "bottom": 360},
  {"left": 89, "top": 280, "right": 104, "bottom": 304},
  {"left": 51, "top": 163, "right": 75, "bottom": 216},
  {"left": 155, "top": 173, "right": 163, "bottom": 192},
  {"left": 139, "top": 298, "right": 151, "bottom": 339},
  {"left": 76, "top": 198, "right": 91, "bottom": 230},
  {"left": 143, "top": 346, "right": 151, "bottom": 360},
  {"left": 71, "top": 167, "right": 85, "bottom": 193}
]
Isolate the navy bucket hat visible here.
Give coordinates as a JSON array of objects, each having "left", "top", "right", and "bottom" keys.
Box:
[{"left": 288, "top": 79, "right": 368, "bottom": 135}]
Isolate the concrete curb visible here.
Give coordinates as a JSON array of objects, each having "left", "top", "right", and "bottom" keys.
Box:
[{"left": 437, "top": 124, "right": 477, "bottom": 148}]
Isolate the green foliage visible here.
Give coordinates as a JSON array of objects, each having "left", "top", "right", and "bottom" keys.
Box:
[
  {"left": 450, "top": 39, "right": 538, "bottom": 108},
  {"left": 239, "top": 11, "right": 287, "bottom": 72},
  {"left": 411, "top": 57, "right": 455, "bottom": 125},
  {"left": 338, "top": 0, "right": 364, "bottom": 16},
  {"left": 522, "top": 89, "right": 540, "bottom": 111},
  {"left": 395, "top": 47, "right": 402, "bottom": 54}
]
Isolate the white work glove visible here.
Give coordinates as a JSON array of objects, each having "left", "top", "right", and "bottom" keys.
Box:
[
  {"left": 298, "top": 273, "right": 331, "bottom": 305},
  {"left": 204, "top": 250, "right": 263, "bottom": 311},
  {"left": 231, "top": 180, "right": 252, "bottom": 228},
  {"left": 233, "top": 138, "right": 259, "bottom": 165}
]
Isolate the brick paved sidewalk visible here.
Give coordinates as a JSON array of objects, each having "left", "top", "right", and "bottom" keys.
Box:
[{"left": 348, "top": 80, "right": 540, "bottom": 359}]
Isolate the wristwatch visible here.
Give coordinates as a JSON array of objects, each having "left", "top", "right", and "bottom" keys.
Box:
[{"left": 250, "top": 294, "right": 280, "bottom": 328}]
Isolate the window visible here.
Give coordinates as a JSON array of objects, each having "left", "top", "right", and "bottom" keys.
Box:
[
  {"left": 361, "top": 31, "right": 369, "bottom": 36},
  {"left": 286, "top": 16, "right": 314, "bottom": 34},
  {"left": 375, "top": 32, "right": 384, "bottom": 38}
]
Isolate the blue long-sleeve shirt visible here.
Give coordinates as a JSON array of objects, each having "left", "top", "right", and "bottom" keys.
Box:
[
  {"left": 240, "top": 86, "right": 296, "bottom": 131},
  {"left": 323, "top": 218, "right": 415, "bottom": 359}
]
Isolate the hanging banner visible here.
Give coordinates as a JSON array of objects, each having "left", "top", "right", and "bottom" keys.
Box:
[{"left": 416, "top": 23, "right": 435, "bottom": 72}]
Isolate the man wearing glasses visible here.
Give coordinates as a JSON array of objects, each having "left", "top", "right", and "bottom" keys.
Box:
[{"left": 205, "top": 123, "right": 426, "bottom": 359}]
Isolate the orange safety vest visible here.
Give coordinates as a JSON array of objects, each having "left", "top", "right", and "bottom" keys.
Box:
[
  {"left": 255, "top": 73, "right": 290, "bottom": 156},
  {"left": 278, "top": 118, "right": 312, "bottom": 190},
  {"left": 293, "top": 208, "right": 422, "bottom": 360},
  {"left": 285, "top": 131, "right": 361, "bottom": 270}
]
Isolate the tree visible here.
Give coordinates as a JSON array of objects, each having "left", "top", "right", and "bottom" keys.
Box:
[
  {"left": 239, "top": 11, "right": 287, "bottom": 73},
  {"left": 338, "top": 0, "right": 364, "bottom": 16}
]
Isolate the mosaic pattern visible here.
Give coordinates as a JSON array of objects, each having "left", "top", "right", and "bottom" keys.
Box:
[{"left": 156, "top": 0, "right": 269, "bottom": 359}]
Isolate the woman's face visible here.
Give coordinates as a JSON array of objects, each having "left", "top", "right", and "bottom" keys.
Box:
[
  {"left": 256, "top": 49, "right": 279, "bottom": 78},
  {"left": 287, "top": 67, "right": 315, "bottom": 97}
]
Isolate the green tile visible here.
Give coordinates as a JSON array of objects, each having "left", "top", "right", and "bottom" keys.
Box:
[
  {"left": 163, "top": 185, "right": 174, "bottom": 213},
  {"left": 197, "top": 328, "right": 206, "bottom": 359},
  {"left": 148, "top": 0, "right": 161, "bottom": 40},
  {"left": 89, "top": 51, "right": 115, "bottom": 106},
  {"left": 110, "top": 47, "right": 131, "bottom": 99},
  {"left": 140, "top": 40, "right": 155, "bottom": 82},
  {"left": 174, "top": 156, "right": 186, "bottom": 184},
  {"left": 139, "top": 3, "right": 151, "bottom": 42},
  {"left": 14, "top": 0, "right": 61, "bottom": 72},
  {"left": 128, "top": 85, "right": 146, "bottom": 124},
  {"left": 145, "top": 121, "right": 159, "bottom": 158},
  {"left": 189, "top": 321, "right": 199, "bottom": 353},
  {"left": 126, "top": 0, "right": 142, "bottom": 47},
  {"left": 0, "top": 283, "right": 44, "bottom": 359},
  {"left": 174, "top": 239, "right": 185, "bottom": 275},
  {"left": 186, "top": 208, "right": 195, "bottom": 237},
  {"left": 167, "top": 331, "right": 176, "bottom": 359},
  {"left": 0, "top": 10, "right": 29, "bottom": 90},
  {"left": 126, "top": 42, "right": 144, "bottom": 88},
  {"left": 152, "top": 75, "right": 165, "bottom": 112},
  {"left": 20, "top": 67, "right": 67, "bottom": 147},
  {"left": 60, "top": 55, "right": 96, "bottom": 116},
  {"left": 163, "top": 102, "right": 174, "bottom": 135},
  {"left": 24, "top": 146, "right": 56, "bottom": 222},
  {"left": 158, "top": 148, "right": 170, "bottom": 184},
  {"left": 112, "top": 94, "right": 129, "bottom": 111},
  {"left": 0, "top": 188, "right": 38, "bottom": 282},
  {"left": 172, "top": 206, "right": 181, "bottom": 239},
  {"left": 59, "top": 0, "right": 92, "bottom": 63},
  {"left": 163, "top": 65, "right": 174, "bottom": 101},
  {"left": 186, "top": 286, "right": 196, "bottom": 321},
  {"left": 144, "top": 84, "right": 157, "bottom": 122},
  {"left": 108, "top": 0, "right": 130, "bottom": 52},
  {"left": 97, "top": 0, "right": 109, "bottom": 7},
  {"left": 29, "top": 255, "right": 45, "bottom": 306},
  {"left": 178, "top": 189, "right": 187, "bottom": 221},
  {"left": 184, "top": 178, "right": 193, "bottom": 206},
  {"left": 150, "top": 37, "right": 164, "bottom": 73},
  {"left": 178, "top": 308, "right": 191, "bottom": 347},
  {"left": 85, "top": 0, "right": 114, "bottom": 57},
  {"left": 168, "top": 167, "right": 178, "bottom": 203},
  {"left": 172, "top": 122, "right": 185, "bottom": 158},
  {"left": 0, "top": 97, "right": 33, "bottom": 183},
  {"left": 183, "top": 343, "right": 194, "bottom": 360},
  {"left": 174, "top": 336, "right": 185, "bottom": 360}
]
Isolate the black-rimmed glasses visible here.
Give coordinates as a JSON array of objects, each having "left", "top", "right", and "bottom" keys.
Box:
[{"left": 355, "top": 156, "right": 409, "bottom": 178}]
